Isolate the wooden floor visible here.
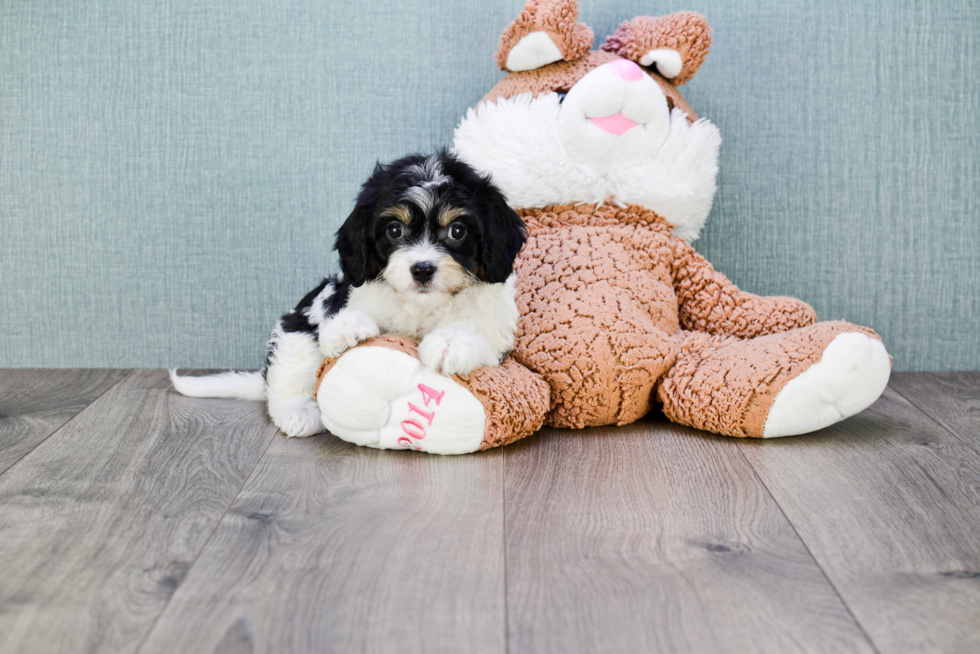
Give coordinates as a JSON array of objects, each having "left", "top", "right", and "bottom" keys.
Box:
[{"left": 0, "top": 371, "right": 977, "bottom": 653}]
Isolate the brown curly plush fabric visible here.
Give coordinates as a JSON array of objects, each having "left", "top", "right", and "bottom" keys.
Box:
[
  {"left": 512, "top": 203, "right": 821, "bottom": 430},
  {"left": 465, "top": 356, "right": 552, "bottom": 450},
  {"left": 315, "top": 335, "right": 550, "bottom": 450},
  {"left": 601, "top": 12, "right": 712, "bottom": 85},
  {"left": 481, "top": 50, "right": 699, "bottom": 121},
  {"left": 657, "top": 322, "right": 881, "bottom": 437},
  {"left": 495, "top": 0, "right": 594, "bottom": 71},
  {"left": 671, "top": 243, "right": 818, "bottom": 338}
]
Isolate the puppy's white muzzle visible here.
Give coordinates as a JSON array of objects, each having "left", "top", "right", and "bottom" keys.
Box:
[{"left": 383, "top": 242, "right": 472, "bottom": 297}]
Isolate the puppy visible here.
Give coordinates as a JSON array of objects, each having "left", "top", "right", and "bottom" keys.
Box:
[{"left": 171, "top": 151, "right": 527, "bottom": 437}]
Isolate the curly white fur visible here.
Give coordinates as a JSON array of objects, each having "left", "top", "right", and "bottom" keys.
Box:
[{"left": 453, "top": 92, "right": 721, "bottom": 242}]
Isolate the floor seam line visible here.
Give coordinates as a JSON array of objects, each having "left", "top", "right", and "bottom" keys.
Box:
[
  {"left": 133, "top": 424, "right": 279, "bottom": 653},
  {"left": 732, "top": 441, "right": 882, "bottom": 654},
  {"left": 889, "top": 380, "right": 980, "bottom": 458},
  {"left": 0, "top": 369, "right": 134, "bottom": 481},
  {"left": 502, "top": 447, "right": 510, "bottom": 654}
]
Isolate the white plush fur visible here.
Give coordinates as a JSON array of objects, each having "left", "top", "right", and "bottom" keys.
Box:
[
  {"left": 763, "top": 333, "right": 891, "bottom": 438},
  {"left": 453, "top": 68, "right": 722, "bottom": 242}
]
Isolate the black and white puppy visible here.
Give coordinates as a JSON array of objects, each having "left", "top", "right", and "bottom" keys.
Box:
[{"left": 171, "top": 151, "right": 527, "bottom": 437}]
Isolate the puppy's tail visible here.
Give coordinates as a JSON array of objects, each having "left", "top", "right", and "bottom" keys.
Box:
[{"left": 169, "top": 369, "right": 267, "bottom": 401}]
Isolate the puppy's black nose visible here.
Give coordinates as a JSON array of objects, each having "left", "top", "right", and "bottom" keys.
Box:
[{"left": 410, "top": 261, "right": 436, "bottom": 284}]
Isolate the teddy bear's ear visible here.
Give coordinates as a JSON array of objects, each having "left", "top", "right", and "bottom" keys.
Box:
[
  {"left": 601, "top": 12, "right": 711, "bottom": 85},
  {"left": 495, "top": 0, "right": 594, "bottom": 72}
]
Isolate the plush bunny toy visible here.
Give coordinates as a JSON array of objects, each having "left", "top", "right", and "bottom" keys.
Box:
[{"left": 313, "top": 0, "right": 891, "bottom": 454}]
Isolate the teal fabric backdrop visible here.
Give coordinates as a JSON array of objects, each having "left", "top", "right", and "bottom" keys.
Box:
[{"left": 1, "top": 0, "right": 977, "bottom": 370}]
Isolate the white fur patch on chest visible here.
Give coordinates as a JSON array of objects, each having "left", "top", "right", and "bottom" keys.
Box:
[{"left": 346, "top": 276, "right": 519, "bottom": 355}]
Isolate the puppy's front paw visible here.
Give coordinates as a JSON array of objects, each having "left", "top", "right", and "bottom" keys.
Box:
[
  {"left": 319, "top": 310, "right": 380, "bottom": 358},
  {"left": 419, "top": 328, "right": 501, "bottom": 377}
]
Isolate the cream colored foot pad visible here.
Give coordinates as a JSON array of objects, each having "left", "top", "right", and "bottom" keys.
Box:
[
  {"left": 763, "top": 333, "right": 891, "bottom": 438},
  {"left": 317, "top": 346, "right": 486, "bottom": 454}
]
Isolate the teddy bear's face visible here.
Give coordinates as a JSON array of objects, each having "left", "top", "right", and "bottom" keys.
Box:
[
  {"left": 557, "top": 57, "right": 673, "bottom": 173},
  {"left": 452, "top": 3, "right": 721, "bottom": 242}
]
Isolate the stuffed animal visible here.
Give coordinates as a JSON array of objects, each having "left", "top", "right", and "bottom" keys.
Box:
[{"left": 313, "top": 0, "right": 891, "bottom": 454}]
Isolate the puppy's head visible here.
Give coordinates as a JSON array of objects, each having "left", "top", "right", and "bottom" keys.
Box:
[{"left": 335, "top": 150, "right": 527, "bottom": 297}]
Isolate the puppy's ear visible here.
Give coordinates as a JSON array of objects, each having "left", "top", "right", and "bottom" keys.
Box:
[
  {"left": 335, "top": 163, "right": 386, "bottom": 286},
  {"left": 334, "top": 203, "right": 376, "bottom": 287},
  {"left": 479, "top": 190, "right": 527, "bottom": 284},
  {"left": 333, "top": 162, "right": 391, "bottom": 286}
]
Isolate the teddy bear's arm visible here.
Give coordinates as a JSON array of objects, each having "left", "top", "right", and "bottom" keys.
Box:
[{"left": 670, "top": 237, "right": 817, "bottom": 338}]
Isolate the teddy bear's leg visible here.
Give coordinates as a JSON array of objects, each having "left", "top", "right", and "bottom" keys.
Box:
[
  {"left": 657, "top": 321, "right": 891, "bottom": 438},
  {"left": 313, "top": 336, "right": 550, "bottom": 454},
  {"left": 514, "top": 295, "right": 678, "bottom": 428}
]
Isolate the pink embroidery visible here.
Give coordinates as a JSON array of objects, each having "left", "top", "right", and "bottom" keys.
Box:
[
  {"left": 408, "top": 402, "right": 435, "bottom": 425},
  {"left": 400, "top": 383, "right": 447, "bottom": 447},
  {"left": 401, "top": 419, "right": 426, "bottom": 439},
  {"left": 418, "top": 383, "right": 445, "bottom": 407}
]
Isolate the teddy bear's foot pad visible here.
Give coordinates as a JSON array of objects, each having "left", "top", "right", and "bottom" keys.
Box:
[
  {"left": 763, "top": 332, "right": 891, "bottom": 438},
  {"left": 316, "top": 346, "right": 487, "bottom": 454}
]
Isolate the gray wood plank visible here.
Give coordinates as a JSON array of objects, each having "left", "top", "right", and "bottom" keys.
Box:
[
  {"left": 889, "top": 372, "right": 980, "bottom": 450},
  {"left": 0, "top": 369, "right": 130, "bottom": 475},
  {"left": 503, "top": 421, "right": 874, "bottom": 654},
  {"left": 736, "top": 385, "right": 980, "bottom": 654},
  {"left": 138, "top": 436, "right": 506, "bottom": 654},
  {"left": 0, "top": 370, "right": 278, "bottom": 654}
]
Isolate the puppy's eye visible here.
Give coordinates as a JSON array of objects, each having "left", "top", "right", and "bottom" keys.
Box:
[
  {"left": 447, "top": 223, "right": 467, "bottom": 241},
  {"left": 386, "top": 222, "right": 405, "bottom": 240}
]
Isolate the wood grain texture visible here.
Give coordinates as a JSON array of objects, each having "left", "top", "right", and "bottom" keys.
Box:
[
  {"left": 889, "top": 372, "right": 980, "bottom": 450},
  {"left": 3, "top": 371, "right": 978, "bottom": 653},
  {"left": 736, "top": 386, "right": 980, "bottom": 653},
  {"left": 503, "top": 420, "right": 874, "bottom": 654},
  {"left": 0, "top": 369, "right": 130, "bottom": 475},
  {"left": 139, "top": 436, "right": 506, "bottom": 654},
  {"left": 0, "top": 370, "right": 277, "bottom": 654}
]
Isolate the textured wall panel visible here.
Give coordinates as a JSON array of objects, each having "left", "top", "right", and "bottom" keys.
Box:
[{"left": 1, "top": 0, "right": 977, "bottom": 370}]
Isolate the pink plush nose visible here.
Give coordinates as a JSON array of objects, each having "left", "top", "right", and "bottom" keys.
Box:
[{"left": 609, "top": 58, "right": 643, "bottom": 81}]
